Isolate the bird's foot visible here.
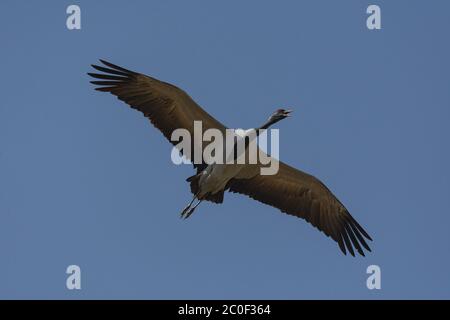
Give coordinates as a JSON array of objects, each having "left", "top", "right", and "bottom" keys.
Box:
[
  {"left": 180, "top": 205, "right": 194, "bottom": 219},
  {"left": 183, "top": 207, "right": 195, "bottom": 219},
  {"left": 180, "top": 198, "right": 202, "bottom": 219},
  {"left": 180, "top": 205, "right": 189, "bottom": 219}
]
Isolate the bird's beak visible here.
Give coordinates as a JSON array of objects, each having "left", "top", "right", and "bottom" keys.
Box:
[{"left": 284, "top": 109, "right": 293, "bottom": 117}]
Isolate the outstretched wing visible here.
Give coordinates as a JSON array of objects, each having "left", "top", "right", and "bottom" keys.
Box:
[
  {"left": 228, "top": 162, "right": 372, "bottom": 256},
  {"left": 88, "top": 60, "right": 227, "bottom": 169}
]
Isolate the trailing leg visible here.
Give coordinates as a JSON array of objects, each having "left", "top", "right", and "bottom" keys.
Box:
[
  {"left": 182, "top": 199, "right": 203, "bottom": 219},
  {"left": 180, "top": 193, "right": 198, "bottom": 218}
]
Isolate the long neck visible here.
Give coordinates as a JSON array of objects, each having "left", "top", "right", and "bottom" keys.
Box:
[
  {"left": 230, "top": 117, "right": 280, "bottom": 162},
  {"left": 257, "top": 117, "right": 279, "bottom": 131}
]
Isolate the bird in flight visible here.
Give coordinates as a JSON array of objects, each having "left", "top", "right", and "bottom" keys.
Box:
[{"left": 88, "top": 60, "right": 372, "bottom": 256}]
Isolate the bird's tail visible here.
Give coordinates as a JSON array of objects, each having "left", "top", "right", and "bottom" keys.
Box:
[
  {"left": 186, "top": 174, "right": 224, "bottom": 204},
  {"left": 186, "top": 174, "right": 201, "bottom": 195}
]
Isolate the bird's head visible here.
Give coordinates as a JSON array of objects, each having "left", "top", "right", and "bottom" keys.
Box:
[
  {"left": 268, "top": 108, "right": 292, "bottom": 123},
  {"left": 259, "top": 108, "right": 292, "bottom": 130}
]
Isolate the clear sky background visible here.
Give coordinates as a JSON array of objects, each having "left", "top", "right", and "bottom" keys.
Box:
[{"left": 1, "top": 0, "right": 449, "bottom": 299}]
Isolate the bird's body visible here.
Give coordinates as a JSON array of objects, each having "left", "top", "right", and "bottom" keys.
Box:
[
  {"left": 196, "top": 129, "right": 262, "bottom": 198},
  {"left": 88, "top": 59, "right": 373, "bottom": 256},
  {"left": 198, "top": 163, "right": 243, "bottom": 197}
]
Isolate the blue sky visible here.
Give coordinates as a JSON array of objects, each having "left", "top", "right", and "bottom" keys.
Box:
[{"left": 0, "top": 0, "right": 449, "bottom": 299}]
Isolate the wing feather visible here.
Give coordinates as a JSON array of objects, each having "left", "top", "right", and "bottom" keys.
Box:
[
  {"left": 228, "top": 162, "right": 372, "bottom": 256},
  {"left": 88, "top": 60, "right": 227, "bottom": 169}
]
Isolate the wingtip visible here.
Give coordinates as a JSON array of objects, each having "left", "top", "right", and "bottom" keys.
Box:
[
  {"left": 96, "top": 59, "right": 137, "bottom": 76},
  {"left": 338, "top": 242, "right": 347, "bottom": 256}
]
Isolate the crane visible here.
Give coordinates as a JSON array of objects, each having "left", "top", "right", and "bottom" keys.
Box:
[{"left": 88, "top": 60, "right": 372, "bottom": 256}]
